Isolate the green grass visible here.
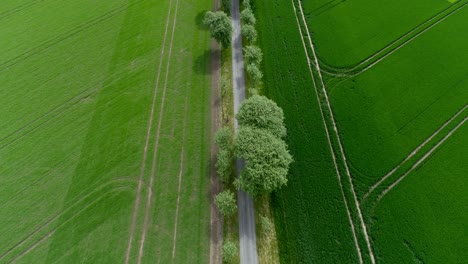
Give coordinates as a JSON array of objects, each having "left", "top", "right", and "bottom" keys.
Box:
[
  {"left": 0, "top": 0, "right": 212, "bottom": 263},
  {"left": 257, "top": 0, "right": 468, "bottom": 262}
]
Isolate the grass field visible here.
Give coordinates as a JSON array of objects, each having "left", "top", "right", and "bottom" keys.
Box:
[
  {"left": 0, "top": 0, "right": 212, "bottom": 263},
  {"left": 257, "top": 0, "right": 468, "bottom": 262}
]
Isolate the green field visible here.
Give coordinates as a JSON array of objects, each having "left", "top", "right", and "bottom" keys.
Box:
[
  {"left": 0, "top": 0, "right": 212, "bottom": 263},
  {"left": 257, "top": 0, "right": 468, "bottom": 262}
]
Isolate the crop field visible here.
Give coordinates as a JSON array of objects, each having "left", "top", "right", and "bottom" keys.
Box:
[
  {"left": 257, "top": 0, "right": 468, "bottom": 263},
  {"left": 0, "top": 0, "right": 211, "bottom": 263}
]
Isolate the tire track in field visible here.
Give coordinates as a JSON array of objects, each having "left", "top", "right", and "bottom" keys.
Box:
[
  {"left": 0, "top": 177, "right": 136, "bottom": 262},
  {"left": 7, "top": 186, "right": 135, "bottom": 264},
  {"left": 295, "top": 0, "right": 376, "bottom": 263},
  {"left": 170, "top": 97, "right": 189, "bottom": 264},
  {"left": 0, "top": 0, "right": 45, "bottom": 20},
  {"left": 124, "top": 0, "right": 176, "bottom": 262},
  {"left": 317, "top": 2, "right": 467, "bottom": 77},
  {"left": 364, "top": 104, "right": 468, "bottom": 200},
  {"left": 290, "top": 1, "right": 364, "bottom": 263},
  {"left": 0, "top": 0, "right": 145, "bottom": 73},
  {"left": 0, "top": 88, "right": 97, "bottom": 151},
  {"left": 375, "top": 117, "right": 467, "bottom": 204},
  {"left": 135, "top": 0, "right": 180, "bottom": 262}
]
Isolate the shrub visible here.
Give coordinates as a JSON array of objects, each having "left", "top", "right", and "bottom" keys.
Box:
[{"left": 215, "top": 190, "right": 237, "bottom": 216}]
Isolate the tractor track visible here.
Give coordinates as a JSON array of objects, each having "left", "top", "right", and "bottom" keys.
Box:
[
  {"left": 375, "top": 117, "right": 467, "bottom": 204},
  {"left": 0, "top": 177, "right": 137, "bottom": 263},
  {"left": 316, "top": 2, "right": 467, "bottom": 77},
  {"left": 124, "top": 0, "right": 176, "bottom": 262},
  {"left": 291, "top": 1, "right": 363, "bottom": 263},
  {"left": 364, "top": 104, "right": 468, "bottom": 200},
  {"left": 295, "top": 0, "right": 376, "bottom": 262},
  {"left": 135, "top": 0, "right": 180, "bottom": 262},
  {"left": 0, "top": 0, "right": 145, "bottom": 73}
]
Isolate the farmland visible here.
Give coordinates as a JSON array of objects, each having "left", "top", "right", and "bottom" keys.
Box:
[
  {"left": 0, "top": 0, "right": 212, "bottom": 263},
  {"left": 257, "top": 0, "right": 468, "bottom": 263}
]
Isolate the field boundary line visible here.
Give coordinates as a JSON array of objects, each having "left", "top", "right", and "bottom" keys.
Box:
[
  {"left": 170, "top": 97, "right": 189, "bottom": 263},
  {"left": 7, "top": 186, "right": 134, "bottom": 264},
  {"left": 364, "top": 104, "right": 468, "bottom": 200},
  {"left": 296, "top": 0, "right": 376, "bottom": 263},
  {"left": 0, "top": 178, "right": 136, "bottom": 262},
  {"left": 290, "top": 1, "right": 364, "bottom": 263},
  {"left": 321, "top": 2, "right": 468, "bottom": 77},
  {"left": 136, "top": 0, "right": 180, "bottom": 262},
  {"left": 375, "top": 117, "right": 467, "bottom": 204},
  {"left": 124, "top": 0, "right": 175, "bottom": 262}
]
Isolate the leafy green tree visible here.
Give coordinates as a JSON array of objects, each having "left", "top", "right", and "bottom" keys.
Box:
[
  {"left": 215, "top": 190, "right": 237, "bottom": 216},
  {"left": 234, "top": 127, "right": 293, "bottom": 196},
  {"left": 236, "top": 95, "right": 286, "bottom": 138},
  {"left": 241, "top": 8, "right": 256, "bottom": 25},
  {"left": 243, "top": 45, "right": 263, "bottom": 65},
  {"left": 222, "top": 240, "right": 238, "bottom": 263},
  {"left": 215, "top": 127, "right": 234, "bottom": 182},
  {"left": 203, "top": 11, "right": 233, "bottom": 48},
  {"left": 241, "top": 24, "right": 257, "bottom": 43},
  {"left": 246, "top": 63, "right": 263, "bottom": 85}
]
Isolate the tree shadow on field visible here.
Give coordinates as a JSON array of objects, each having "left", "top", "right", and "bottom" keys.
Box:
[
  {"left": 196, "top": 10, "right": 208, "bottom": 30},
  {"left": 193, "top": 49, "right": 220, "bottom": 76}
]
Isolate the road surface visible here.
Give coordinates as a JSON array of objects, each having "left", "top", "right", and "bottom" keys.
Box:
[{"left": 230, "top": 0, "right": 259, "bottom": 263}]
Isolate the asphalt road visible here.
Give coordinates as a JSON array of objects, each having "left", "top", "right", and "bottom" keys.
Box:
[{"left": 230, "top": 0, "right": 259, "bottom": 263}]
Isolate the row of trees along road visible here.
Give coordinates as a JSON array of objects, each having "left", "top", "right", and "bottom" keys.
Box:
[{"left": 204, "top": 2, "right": 292, "bottom": 262}]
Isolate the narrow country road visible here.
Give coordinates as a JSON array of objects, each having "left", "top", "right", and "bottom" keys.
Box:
[{"left": 231, "top": 0, "right": 259, "bottom": 263}]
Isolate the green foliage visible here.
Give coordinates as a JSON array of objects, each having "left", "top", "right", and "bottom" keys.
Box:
[
  {"left": 222, "top": 240, "right": 238, "bottom": 263},
  {"left": 243, "top": 45, "right": 263, "bottom": 65},
  {"left": 234, "top": 127, "right": 292, "bottom": 196},
  {"left": 215, "top": 190, "right": 237, "bottom": 216},
  {"left": 221, "top": 0, "right": 230, "bottom": 13},
  {"left": 241, "top": 24, "right": 257, "bottom": 43},
  {"left": 241, "top": 8, "right": 256, "bottom": 25},
  {"left": 237, "top": 95, "right": 286, "bottom": 138},
  {"left": 203, "top": 11, "right": 233, "bottom": 48},
  {"left": 215, "top": 128, "right": 234, "bottom": 182},
  {"left": 246, "top": 63, "right": 263, "bottom": 85},
  {"left": 260, "top": 214, "right": 274, "bottom": 233},
  {"left": 215, "top": 127, "right": 234, "bottom": 150},
  {"left": 242, "top": 0, "right": 251, "bottom": 9}
]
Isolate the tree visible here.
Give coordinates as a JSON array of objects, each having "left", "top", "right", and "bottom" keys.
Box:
[
  {"left": 241, "top": 24, "right": 257, "bottom": 43},
  {"left": 240, "top": 8, "right": 256, "bottom": 25},
  {"left": 215, "top": 128, "right": 234, "bottom": 182},
  {"left": 246, "top": 63, "right": 263, "bottom": 85},
  {"left": 236, "top": 95, "right": 286, "bottom": 138},
  {"left": 203, "top": 11, "right": 233, "bottom": 48},
  {"left": 215, "top": 190, "right": 237, "bottom": 216},
  {"left": 222, "top": 240, "right": 238, "bottom": 262},
  {"left": 234, "top": 127, "right": 293, "bottom": 196},
  {"left": 243, "top": 0, "right": 251, "bottom": 9},
  {"left": 243, "top": 45, "right": 263, "bottom": 65}
]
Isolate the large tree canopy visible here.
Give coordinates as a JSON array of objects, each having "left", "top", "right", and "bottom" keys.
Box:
[
  {"left": 203, "top": 11, "right": 232, "bottom": 48},
  {"left": 236, "top": 95, "right": 286, "bottom": 138},
  {"left": 234, "top": 127, "right": 293, "bottom": 196}
]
